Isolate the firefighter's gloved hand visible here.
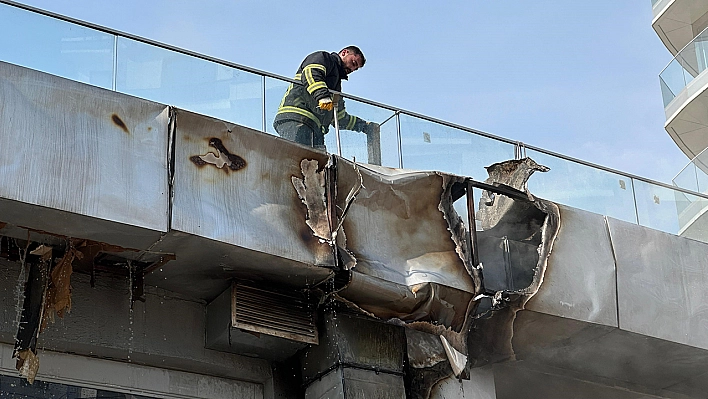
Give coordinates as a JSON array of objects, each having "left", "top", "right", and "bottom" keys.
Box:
[
  {"left": 318, "top": 97, "right": 334, "bottom": 111},
  {"left": 362, "top": 122, "right": 380, "bottom": 135}
]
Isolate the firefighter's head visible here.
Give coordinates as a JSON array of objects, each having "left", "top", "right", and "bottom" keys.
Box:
[{"left": 339, "top": 46, "right": 366, "bottom": 75}]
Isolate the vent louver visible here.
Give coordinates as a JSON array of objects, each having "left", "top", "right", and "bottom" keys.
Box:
[{"left": 231, "top": 283, "right": 318, "bottom": 345}]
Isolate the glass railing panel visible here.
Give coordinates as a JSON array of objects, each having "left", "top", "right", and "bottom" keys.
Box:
[
  {"left": 651, "top": 0, "right": 660, "bottom": 6},
  {"left": 692, "top": 150, "right": 708, "bottom": 193},
  {"left": 0, "top": 3, "right": 114, "bottom": 89},
  {"left": 633, "top": 179, "right": 708, "bottom": 240},
  {"left": 264, "top": 76, "right": 292, "bottom": 136},
  {"left": 526, "top": 150, "right": 638, "bottom": 223},
  {"left": 689, "top": 30, "right": 708, "bottom": 75},
  {"left": 115, "top": 37, "right": 263, "bottom": 130},
  {"left": 659, "top": 59, "right": 688, "bottom": 106},
  {"left": 399, "top": 114, "right": 515, "bottom": 179},
  {"left": 326, "top": 97, "right": 398, "bottom": 166},
  {"left": 673, "top": 163, "right": 700, "bottom": 193},
  {"left": 659, "top": 28, "right": 708, "bottom": 106}
]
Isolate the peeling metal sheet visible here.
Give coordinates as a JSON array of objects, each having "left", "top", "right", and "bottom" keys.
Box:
[
  {"left": 339, "top": 271, "right": 473, "bottom": 331},
  {"left": 292, "top": 159, "right": 331, "bottom": 244},
  {"left": 0, "top": 61, "right": 170, "bottom": 232},
  {"left": 329, "top": 157, "right": 560, "bottom": 399},
  {"left": 440, "top": 335, "right": 467, "bottom": 377},
  {"left": 336, "top": 161, "right": 476, "bottom": 294}
]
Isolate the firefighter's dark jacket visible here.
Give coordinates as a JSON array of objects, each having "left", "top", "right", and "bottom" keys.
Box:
[{"left": 274, "top": 51, "right": 367, "bottom": 135}]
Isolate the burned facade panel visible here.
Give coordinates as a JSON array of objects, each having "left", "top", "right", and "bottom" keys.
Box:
[
  {"left": 335, "top": 161, "right": 477, "bottom": 333},
  {"left": 172, "top": 109, "right": 334, "bottom": 269},
  {"left": 0, "top": 59, "right": 572, "bottom": 398},
  {"left": 285, "top": 153, "right": 560, "bottom": 398}
]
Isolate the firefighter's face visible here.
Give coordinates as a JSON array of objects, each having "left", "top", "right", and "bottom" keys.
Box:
[{"left": 340, "top": 50, "right": 363, "bottom": 75}]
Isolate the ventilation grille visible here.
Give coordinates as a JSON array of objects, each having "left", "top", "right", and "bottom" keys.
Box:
[{"left": 231, "top": 283, "right": 318, "bottom": 344}]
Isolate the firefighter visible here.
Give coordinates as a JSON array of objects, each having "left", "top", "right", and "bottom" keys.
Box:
[{"left": 273, "top": 46, "right": 380, "bottom": 150}]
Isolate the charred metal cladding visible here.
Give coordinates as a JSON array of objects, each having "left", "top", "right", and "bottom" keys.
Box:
[
  {"left": 290, "top": 156, "right": 558, "bottom": 399},
  {"left": 110, "top": 113, "right": 129, "bottom": 134},
  {"left": 189, "top": 137, "right": 247, "bottom": 172}
]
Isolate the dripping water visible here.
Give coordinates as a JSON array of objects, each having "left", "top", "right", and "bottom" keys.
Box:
[
  {"left": 127, "top": 260, "right": 134, "bottom": 363},
  {"left": 13, "top": 239, "right": 30, "bottom": 341}
]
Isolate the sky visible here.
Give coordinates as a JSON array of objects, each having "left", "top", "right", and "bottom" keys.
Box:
[{"left": 12, "top": 0, "right": 683, "bottom": 184}]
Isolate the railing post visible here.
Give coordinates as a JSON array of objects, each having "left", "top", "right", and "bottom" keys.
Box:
[
  {"left": 112, "top": 35, "right": 118, "bottom": 91},
  {"left": 396, "top": 113, "right": 403, "bottom": 169},
  {"left": 467, "top": 180, "right": 480, "bottom": 268},
  {"left": 261, "top": 75, "right": 267, "bottom": 133},
  {"left": 367, "top": 126, "right": 381, "bottom": 166},
  {"left": 631, "top": 178, "right": 641, "bottom": 226},
  {"left": 332, "top": 93, "right": 342, "bottom": 157}
]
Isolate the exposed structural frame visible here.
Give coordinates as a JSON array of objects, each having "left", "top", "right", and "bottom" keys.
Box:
[{"left": 466, "top": 179, "right": 530, "bottom": 270}]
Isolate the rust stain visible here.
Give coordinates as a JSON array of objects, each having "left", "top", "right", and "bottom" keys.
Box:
[
  {"left": 189, "top": 137, "right": 247, "bottom": 173},
  {"left": 111, "top": 114, "right": 130, "bottom": 134},
  {"left": 147, "top": 126, "right": 152, "bottom": 132}
]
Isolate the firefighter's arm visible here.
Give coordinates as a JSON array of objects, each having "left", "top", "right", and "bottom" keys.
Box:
[
  {"left": 334, "top": 98, "right": 379, "bottom": 134},
  {"left": 300, "top": 52, "right": 332, "bottom": 108}
]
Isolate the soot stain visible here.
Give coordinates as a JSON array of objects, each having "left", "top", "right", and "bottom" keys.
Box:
[{"left": 111, "top": 114, "right": 129, "bottom": 134}]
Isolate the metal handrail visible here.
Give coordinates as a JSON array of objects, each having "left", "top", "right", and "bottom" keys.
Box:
[
  {"left": 334, "top": 91, "right": 708, "bottom": 199},
  {"left": 0, "top": 0, "right": 300, "bottom": 85},
  {"left": 5, "top": 0, "right": 708, "bottom": 201}
]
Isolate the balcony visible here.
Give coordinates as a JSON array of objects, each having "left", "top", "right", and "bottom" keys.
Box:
[
  {"left": 2, "top": 0, "right": 708, "bottom": 245},
  {"left": 660, "top": 25, "right": 708, "bottom": 159},
  {"left": 672, "top": 146, "right": 708, "bottom": 240},
  {"left": 652, "top": 0, "right": 708, "bottom": 55}
]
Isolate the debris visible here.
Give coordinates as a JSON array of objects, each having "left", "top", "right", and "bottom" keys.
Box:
[
  {"left": 16, "top": 348, "right": 39, "bottom": 384},
  {"left": 41, "top": 247, "right": 79, "bottom": 331},
  {"left": 14, "top": 256, "right": 48, "bottom": 384},
  {"left": 440, "top": 335, "right": 467, "bottom": 377}
]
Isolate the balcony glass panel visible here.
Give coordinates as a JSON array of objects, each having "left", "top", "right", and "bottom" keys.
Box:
[
  {"left": 659, "top": 59, "right": 689, "bottom": 106},
  {"left": 325, "top": 97, "right": 398, "bottom": 166},
  {"left": 633, "top": 180, "right": 708, "bottom": 240},
  {"left": 0, "top": 3, "right": 114, "bottom": 89},
  {"left": 399, "top": 114, "right": 515, "bottom": 179},
  {"left": 673, "top": 163, "right": 700, "bottom": 193},
  {"left": 672, "top": 148, "right": 708, "bottom": 195},
  {"left": 659, "top": 28, "right": 708, "bottom": 106},
  {"left": 264, "top": 76, "right": 292, "bottom": 136},
  {"left": 526, "top": 150, "right": 638, "bottom": 223},
  {"left": 116, "top": 37, "right": 263, "bottom": 130},
  {"left": 692, "top": 150, "right": 708, "bottom": 194}
]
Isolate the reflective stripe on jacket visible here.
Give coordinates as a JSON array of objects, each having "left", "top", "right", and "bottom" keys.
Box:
[{"left": 274, "top": 51, "right": 366, "bottom": 134}]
